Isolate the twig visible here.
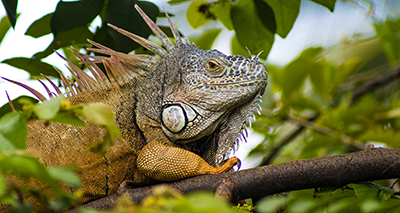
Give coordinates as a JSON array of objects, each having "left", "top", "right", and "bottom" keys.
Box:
[
  {"left": 259, "top": 121, "right": 309, "bottom": 166},
  {"left": 286, "top": 114, "right": 365, "bottom": 149},
  {"left": 351, "top": 67, "right": 400, "bottom": 103}
]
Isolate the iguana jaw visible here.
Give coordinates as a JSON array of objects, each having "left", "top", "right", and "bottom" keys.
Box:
[{"left": 164, "top": 91, "right": 263, "bottom": 166}]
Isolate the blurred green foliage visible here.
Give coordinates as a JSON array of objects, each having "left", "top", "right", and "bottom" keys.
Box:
[
  {"left": 79, "top": 185, "right": 251, "bottom": 213},
  {"left": 0, "top": 96, "right": 120, "bottom": 211},
  {"left": 257, "top": 182, "right": 400, "bottom": 213}
]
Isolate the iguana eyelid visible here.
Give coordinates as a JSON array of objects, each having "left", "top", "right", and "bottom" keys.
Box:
[{"left": 206, "top": 59, "right": 223, "bottom": 75}]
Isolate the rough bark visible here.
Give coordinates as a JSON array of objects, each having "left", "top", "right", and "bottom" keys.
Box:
[{"left": 68, "top": 147, "right": 400, "bottom": 212}]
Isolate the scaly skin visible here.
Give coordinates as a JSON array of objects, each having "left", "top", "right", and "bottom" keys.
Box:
[{"left": 2, "top": 5, "right": 268, "bottom": 210}]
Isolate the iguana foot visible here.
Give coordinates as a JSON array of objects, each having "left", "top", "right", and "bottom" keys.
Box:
[
  {"left": 137, "top": 141, "right": 241, "bottom": 181},
  {"left": 209, "top": 157, "right": 241, "bottom": 174}
]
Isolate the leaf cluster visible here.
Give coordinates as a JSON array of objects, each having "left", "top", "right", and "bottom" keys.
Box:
[
  {"left": 250, "top": 15, "right": 400, "bottom": 164},
  {"left": 172, "top": 0, "right": 336, "bottom": 59},
  {"left": 257, "top": 182, "right": 400, "bottom": 213},
  {"left": 79, "top": 185, "right": 250, "bottom": 213},
  {"left": 247, "top": 9, "right": 400, "bottom": 213},
  {"left": 0, "top": 0, "right": 159, "bottom": 79},
  {"left": 0, "top": 96, "right": 120, "bottom": 211}
]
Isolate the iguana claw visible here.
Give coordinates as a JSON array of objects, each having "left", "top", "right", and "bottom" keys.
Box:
[
  {"left": 235, "top": 157, "right": 242, "bottom": 171},
  {"left": 211, "top": 157, "right": 241, "bottom": 174}
]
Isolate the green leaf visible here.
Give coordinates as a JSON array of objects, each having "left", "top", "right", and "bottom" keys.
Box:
[
  {"left": 333, "top": 57, "right": 361, "bottom": 87},
  {"left": 290, "top": 95, "right": 321, "bottom": 112},
  {"left": 0, "top": 112, "right": 26, "bottom": 151},
  {"left": 186, "top": 0, "right": 213, "bottom": 29},
  {"left": 186, "top": 192, "right": 234, "bottom": 212},
  {"left": 256, "top": 196, "right": 286, "bottom": 212},
  {"left": 358, "top": 128, "right": 400, "bottom": 148},
  {"left": 25, "top": 13, "right": 52, "bottom": 38},
  {"left": 376, "top": 199, "right": 400, "bottom": 213},
  {"left": 52, "top": 112, "right": 85, "bottom": 126},
  {"left": 289, "top": 200, "right": 314, "bottom": 213},
  {"left": 0, "top": 13, "right": 18, "bottom": 45},
  {"left": 1, "top": 0, "right": 17, "bottom": 28},
  {"left": 47, "top": 167, "right": 80, "bottom": 188},
  {"left": 168, "top": 0, "right": 191, "bottom": 5},
  {"left": 326, "top": 199, "right": 355, "bottom": 213},
  {"left": 310, "top": 0, "right": 336, "bottom": 12},
  {"left": 51, "top": 0, "right": 104, "bottom": 36},
  {"left": 99, "top": 0, "right": 159, "bottom": 54},
  {"left": 351, "top": 182, "right": 395, "bottom": 201},
  {"left": 0, "top": 155, "right": 58, "bottom": 191},
  {"left": 329, "top": 187, "right": 360, "bottom": 212},
  {"left": 231, "top": 0, "right": 274, "bottom": 59},
  {"left": 374, "top": 18, "right": 400, "bottom": 65},
  {"left": 34, "top": 26, "right": 93, "bottom": 60},
  {"left": 264, "top": 0, "right": 300, "bottom": 38},
  {"left": 231, "top": 34, "right": 249, "bottom": 57},
  {"left": 299, "top": 134, "right": 343, "bottom": 159},
  {"left": 1, "top": 57, "right": 60, "bottom": 78},
  {"left": 87, "top": 129, "right": 113, "bottom": 155},
  {"left": 0, "top": 15, "right": 11, "bottom": 44},
  {"left": 0, "top": 174, "right": 6, "bottom": 196},
  {"left": 10, "top": 202, "right": 32, "bottom": 213},
  {"left": 309, "top": 58, "right": 330, "bottom": 98},
  {"left": 361, "top": 199, "right": 381, "bottom": 213},
  {"left": 82, "top": 103, "right": 115, "bottom": 128},
  {"left": 33, "top": 96, "right": 64, "bottom": 120},
  {"left": 280, "top": 47, "right": 323, "bottom": 98},
  {"left": 376, "top": 107, "right": 400, "bottom": 119},
  {"left": 83, "top": 103, "right": 120, "bottom": 155},
  {"left": 192, "top": 29, "right": 222, "bottom": 50},
  {"left": 0, "top": 95, "right": 38, "bottom": 118},
  {"left": 210, "top": 2, "right": 233, "bottom": 30}
]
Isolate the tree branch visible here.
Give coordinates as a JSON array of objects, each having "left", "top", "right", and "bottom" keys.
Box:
[{"left": 68, "top": 147, "right": 400, "bottom": 212}]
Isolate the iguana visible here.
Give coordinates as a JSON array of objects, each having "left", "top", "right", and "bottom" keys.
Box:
[{"left": 3, "top": 5, "right": 267, "bottom": 209}]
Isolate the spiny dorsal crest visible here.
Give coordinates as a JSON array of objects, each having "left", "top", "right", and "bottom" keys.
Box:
[{"left": 2, "top": 5, "right": 189, "bottom": 101}]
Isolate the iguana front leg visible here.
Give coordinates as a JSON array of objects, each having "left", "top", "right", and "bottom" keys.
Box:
[{"left": 137, "top": 141, "right": 240, "bottom": 181}]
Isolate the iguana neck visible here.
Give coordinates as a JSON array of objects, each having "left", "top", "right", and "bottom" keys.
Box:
[{"left": 134, "top": 44, "right": 197, "bottom": 144}]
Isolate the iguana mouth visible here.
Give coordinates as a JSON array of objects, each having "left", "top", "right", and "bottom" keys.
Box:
[{"left": 208, "top": 79, "right": 262, "bottom": 86}]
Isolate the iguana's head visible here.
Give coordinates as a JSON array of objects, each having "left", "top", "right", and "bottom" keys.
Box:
[{"left": 161, "top": 47, "right": 267, "bottom": 164}]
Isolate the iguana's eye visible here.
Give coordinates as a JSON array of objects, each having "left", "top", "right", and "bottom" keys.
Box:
[{"left": 206, "top": 59, "right": 223, "bottom": 75}]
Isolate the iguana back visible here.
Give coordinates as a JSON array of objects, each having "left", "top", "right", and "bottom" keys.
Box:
[
  {"left": 26, "top": 82, "right": 145, "bottom": 201},
  {"left": 3, "top": 5, "right": 268, "bottom": 209}
]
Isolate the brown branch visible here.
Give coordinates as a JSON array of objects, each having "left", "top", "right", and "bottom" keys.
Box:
[{"left": 68, "top": 147, "right": 400, "bottom": 212}]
